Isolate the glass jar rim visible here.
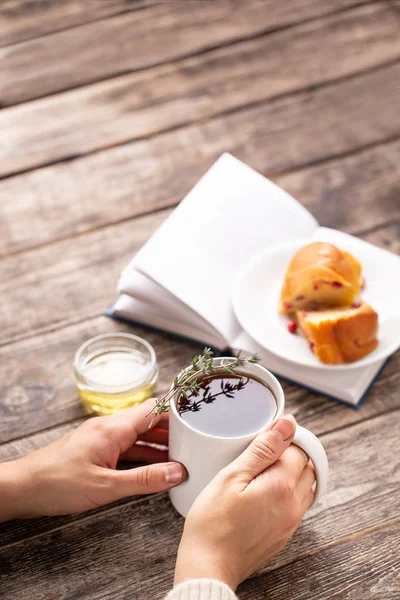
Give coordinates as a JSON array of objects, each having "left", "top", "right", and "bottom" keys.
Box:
[{"left": 74, "top": 332, "right": 158, "bottom": 393}]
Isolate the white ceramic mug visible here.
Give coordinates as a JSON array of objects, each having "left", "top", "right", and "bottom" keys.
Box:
[{"left": 169, "top": 359, "right": 329, "bottom": 518}]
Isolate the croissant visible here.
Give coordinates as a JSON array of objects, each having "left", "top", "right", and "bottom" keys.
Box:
[
  {"left": 280, "top": 242, "right": 363, "bottom": 315},
  {"left": 296, "top": 302, "right": 378, "bottom": 364}
]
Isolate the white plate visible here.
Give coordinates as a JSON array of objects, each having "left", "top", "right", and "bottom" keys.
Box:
[{"left": 232, "top": 239, "right": 400, "bottom": 370}]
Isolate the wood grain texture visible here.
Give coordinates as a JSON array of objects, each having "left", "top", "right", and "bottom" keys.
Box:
[
  {"left": 1, "top": 63, "right": 400, "bottom": 257},
  {"left": 0, "top": 0, "right": 380, "bottom": 107},
  {"left": 2, "top": 2, "right": 399, "bottom": 177},
  {"left": 238, "top": 524, "right": 400, "bottom": 599},
  {"left": 278, "top": 142, "right": 400, "bottom": 233},
  {"left": 1, "top": 412, "right": 399, "bottom": 599},
  {"left": 0, "top": 0, "right": 146, "bottom": 47},
  {"left": 0, "top": 210, "right": 168, "bottom": 346}
]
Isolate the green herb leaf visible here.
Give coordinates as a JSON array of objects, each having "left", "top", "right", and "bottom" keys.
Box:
[{"left": 148, "top": 348, "right": 260, "bottom": 420}]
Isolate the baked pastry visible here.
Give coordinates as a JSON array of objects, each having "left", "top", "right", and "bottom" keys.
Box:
[
  {"left": 280, "top": 242, "right": 363, "bottom": 315},
  {"left": 296, "top": 302, "right": 378, "bottom": 364}
]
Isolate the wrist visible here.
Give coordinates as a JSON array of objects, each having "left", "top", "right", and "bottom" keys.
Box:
[
  {"left": 0, "top": 458, "right": 37, "bottom": 521},
  {"left": 174, "top": 544, "right": 238, "bottom": 591}
]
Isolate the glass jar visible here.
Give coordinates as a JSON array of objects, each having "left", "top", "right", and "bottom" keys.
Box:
[{"left": 74, "top": 333, "right": 158, "bottom": 415}]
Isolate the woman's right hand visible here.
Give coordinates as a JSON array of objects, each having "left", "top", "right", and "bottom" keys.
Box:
[{"left": 174, "top": 415, "right": 315, "bottom": 591}]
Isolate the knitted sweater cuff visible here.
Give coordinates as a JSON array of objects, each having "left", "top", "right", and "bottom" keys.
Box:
[{"left": 165, "top": 579, "right": 237, "bottom": 600}]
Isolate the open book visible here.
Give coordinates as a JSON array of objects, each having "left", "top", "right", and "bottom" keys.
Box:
[{"left": 109, "top": 154, "right": 397, "bottom": 406}]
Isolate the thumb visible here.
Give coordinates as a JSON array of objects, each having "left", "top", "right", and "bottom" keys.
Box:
[
  {"left": 109, "top": 462, "right": 186, "bottom": 498},
  {"left": 230, "top": 415, "right": 296, "bottom": 483}
]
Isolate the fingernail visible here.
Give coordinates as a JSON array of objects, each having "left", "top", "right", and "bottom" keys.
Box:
[
  {"left": 165, "top": 463, "right": 185, "bottom": 485},
  {"left": 272, "top": 415, "right": 296, "bottom": 441}
]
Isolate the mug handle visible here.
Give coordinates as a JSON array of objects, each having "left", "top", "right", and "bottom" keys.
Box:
[{"left": 293, "top": 425, "right": 329, "bottom": 504}]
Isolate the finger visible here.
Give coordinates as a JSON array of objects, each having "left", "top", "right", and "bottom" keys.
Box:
[
  {"left": 114, "top": 398, "right": 162, "bottom": 435},
  {"left": 268, "top": 444, "right": 309, "bottom": 482},
  {"left": 297, "top": 462, "right": 316, "bottom": 501},
  {"left": 109, "top": 461, "right": 187, "bottom": 497},
  {"left": 120, "top": 444, "right": 169, "bottom": 464},
  {"left": 228, "top": 415, "right": 296, "bottom": 484},
  {"left": 138, "top": 427, "right": 168, "bottom": 446},
  {"left": 98, "top": 399, "right": 165, "bottom": 451}
]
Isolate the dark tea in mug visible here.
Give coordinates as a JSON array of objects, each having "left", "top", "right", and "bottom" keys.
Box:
[{"left": 178, "top": 374, "right": 277, "bottom": 437}]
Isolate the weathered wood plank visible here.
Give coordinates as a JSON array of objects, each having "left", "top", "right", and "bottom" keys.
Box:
[
  {"left": 239, "top": 524, "right": 400, "bottom": 599},
  {"left": 2, "top": 2, "right": 399, "bottom": 177},
  {"left": 0, "top": 0, "right": 146, "bottom": 47},
  {"left": 0, "top": 0, "right": 381, "bottom": 107},
  {"left": 278, "top": 143, "right": 400, "bottom": 233},
  {"left": 0, "top": 412, "right": 399, "bottom": 599},
  {"left": 0, "top": 210, "right": 168, "bottom": 346},
  {"left": 1, "top": 64, "right": 400, "bottom": 257}
]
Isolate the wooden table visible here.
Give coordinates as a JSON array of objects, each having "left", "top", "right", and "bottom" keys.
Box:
[{"left": 1, "top": 1, "right": 399, "bottom": 598}]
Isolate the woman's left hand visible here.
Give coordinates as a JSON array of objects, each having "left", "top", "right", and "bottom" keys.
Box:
[{"left": 0, "top": 399, "right": 186, "bottom": 520}]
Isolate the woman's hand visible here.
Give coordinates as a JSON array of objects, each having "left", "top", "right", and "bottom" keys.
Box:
[
  {"left": 0, "top": 399, "right": 186, "bottom": 520},
  {"left": 174, "top": 415, "right": 315, "bottom": 591}
]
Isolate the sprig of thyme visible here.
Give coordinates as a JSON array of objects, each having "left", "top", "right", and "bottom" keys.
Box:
[
  {"left": 148, "top": 348, "right": 260, "bottom": 419},
  {"left": 179, "top": 376, "right": 250, "bottom": 414}
]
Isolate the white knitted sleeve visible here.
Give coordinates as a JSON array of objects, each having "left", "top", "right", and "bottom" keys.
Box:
[{"left": 165, "top": 579, "right": 237, "bottom": 600}]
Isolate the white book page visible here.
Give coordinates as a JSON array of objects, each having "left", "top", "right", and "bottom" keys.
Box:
[
  {"left": 133, "top": 153, "right": 318, "bottom": 344},
  {"left": 113, "top": 295, "right": 225, "bottom": 349},
  {"left": 118, "top": 268, "right": 220, "bottom": 338}
]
